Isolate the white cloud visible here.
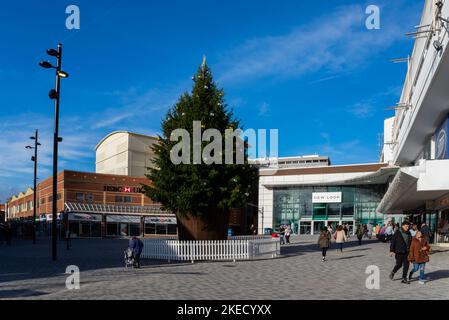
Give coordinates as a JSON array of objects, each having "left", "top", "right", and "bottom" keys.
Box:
[
  {"left": 217, "top": 4, "right": 407, "bottom": 85},
  {"left": 258, "top": 102, "right": 270, "bottom": 116}
]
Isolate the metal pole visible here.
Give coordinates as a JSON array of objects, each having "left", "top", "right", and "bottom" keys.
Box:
[
  {"left": 33, "top": 129, "right": 38, "bottom": 245},
  {"left": 261, "top": 207, "right": 264, "bottom": 235},
  {"left": 52, "top": 43, "right": 62, "bottom": 261}
]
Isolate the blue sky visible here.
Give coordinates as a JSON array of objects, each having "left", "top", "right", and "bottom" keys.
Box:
[{"left": 0, "top": 0, "right": 423, "bottom": 201}]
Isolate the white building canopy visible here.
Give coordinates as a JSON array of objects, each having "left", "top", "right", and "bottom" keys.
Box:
[{"left": 377, "top": 160, "right": 449, "bottom": 213}]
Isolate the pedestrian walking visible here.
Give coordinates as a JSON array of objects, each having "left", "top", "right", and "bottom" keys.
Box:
[
  {"left": 367, "top": 222, "right": 373, "bottom": 239},
  {"left": 318, "top": 227, "right": 331, "bottom": 262},
  {"left": 389, "top": 221, "right": 412, "bottom": 284},
  {"left": 356, "top": 224, "right": 364, "bottom": 245},
  {"left": 65, "top": 229, "right": 72, "bottom": 250},
  {"left": 128, "top": 236, "right": 144, "bottom": 268},
  {"left": 410, "top": 224, "right": 418, "bottom": 237},
  {"left": 250, "top": 224, "right": 256, "bottom": 235},
  {"left": 285, "top": 225, "right": 292, "bottom": 244},
  {"left": 375, "top": 224, "right": 381, "bottom": 238},
  {"left": 279, "top": 225, "right": 286, "bottom": 245},
  {"left": 334, "top": 225, "right": 347, "bottom": 254},
  {"left": 408, "top": 231, "right": 431, "bottom": 284},
  {"left": 420, "top": 222, "right": 430, "bottom": 241},
  {"left": 385, "top": 223, "right": 394, "bottom": 242}
]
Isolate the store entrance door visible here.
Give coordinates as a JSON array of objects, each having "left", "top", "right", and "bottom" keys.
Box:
[{"left": 313, "top": 221, "right": 325, "bottom": 235}]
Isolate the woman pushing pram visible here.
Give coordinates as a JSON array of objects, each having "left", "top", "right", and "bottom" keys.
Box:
[{"left": 124, "top": 236, "right": 144, "bottom": 269}]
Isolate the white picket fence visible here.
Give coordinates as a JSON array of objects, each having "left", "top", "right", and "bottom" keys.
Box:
[
  {"left": 229, "top": 235, "right": 271, "bottom": 240},
  {"left": 141, "top": 238, "right": 280, "bottom": 262}
]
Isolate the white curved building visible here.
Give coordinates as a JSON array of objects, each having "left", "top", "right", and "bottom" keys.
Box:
[{"left": 96, "top": 131, "right": 159, "bottom": 177}]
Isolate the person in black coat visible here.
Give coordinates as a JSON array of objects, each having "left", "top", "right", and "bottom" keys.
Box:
[{"left": 389, "top": 221, "right": 411, "bottom": 284}]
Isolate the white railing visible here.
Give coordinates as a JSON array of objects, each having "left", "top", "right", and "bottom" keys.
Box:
[
  {"left": 141, "top": 238, "right": 279, "bottom": 262},
  {"left": 229, "top": 235, "right": 271, "bottom": 240}
]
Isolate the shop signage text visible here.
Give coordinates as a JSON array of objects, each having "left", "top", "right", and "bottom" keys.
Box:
[
  {"left": 312, "top": 192, "right": 342, "bottom": 203},
  {"left": 104, "top": 186, "right": 143, "bottom": 193}
]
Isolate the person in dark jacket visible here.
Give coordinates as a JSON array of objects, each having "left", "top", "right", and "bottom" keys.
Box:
[
  {"left": 318, "top": 227, "right": 331, "bottom": 262},
  {"left": 356, "top": 224, "right": 364, "bottom": 245},
  {"left": 389, "top": 221, "right": 411, "bottom": 284},
  {"left": 129, "top": 236, "right": 144, "bottom": 268},
  {"left": 420, "top": 223, "right": 430, "bottom": 241}
]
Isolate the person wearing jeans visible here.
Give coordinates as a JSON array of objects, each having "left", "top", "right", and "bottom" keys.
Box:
[
  {"left": 408, "top": 231, "right": 431, "bottom": 284},
  {"left": 389, "top": 222, "right": 411, "bottom": 284},
  {"left": 335, "top": 225, "right": 347, "bottom": 254}
]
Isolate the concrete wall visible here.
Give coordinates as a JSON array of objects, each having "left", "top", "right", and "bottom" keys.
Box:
[{"left": 96, "top": 132, "right": 129, "bottom": 175}]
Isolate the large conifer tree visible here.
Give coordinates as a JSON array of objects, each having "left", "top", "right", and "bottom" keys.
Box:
[{"left": 144, "top": 58, "right": 258, "bottom": 240}]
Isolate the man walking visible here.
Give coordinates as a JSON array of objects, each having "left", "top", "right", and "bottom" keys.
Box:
[{"left": 389, "top": 221, "right": 412, "bottom": 284}]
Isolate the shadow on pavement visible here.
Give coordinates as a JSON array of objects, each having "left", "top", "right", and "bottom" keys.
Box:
[
  {"left": 0, "top": 289, "right": 48, "bottom": 299},
  {"left": 334, "top": 255, "right": 365, "bottom": 260},
  {"left": 424, "top": 270, "right": 449, "bottom": 281}
]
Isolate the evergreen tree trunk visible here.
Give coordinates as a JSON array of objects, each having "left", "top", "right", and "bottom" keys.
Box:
[{"left": 176, "top": 210, "right": 230, "bottom": 240}]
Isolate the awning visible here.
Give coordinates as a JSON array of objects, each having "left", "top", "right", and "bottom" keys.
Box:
[
  {"left": 64, "top": 202, "right": 174, "bottom": 217},
  {"left": 377, "top": 160, "right": 449, "bottom": 213}
]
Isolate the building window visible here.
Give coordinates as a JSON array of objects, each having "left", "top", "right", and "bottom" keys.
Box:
[
  {"left": 48, "top": 194, "right": 61, "bottom": 202},
  {"left": 299, "top": 222, "right": 312, "bottom": 235},
  {"left": 76, "top": 193, "right": 85, "bottom": 202},
  {"left": 124, "top": 196, "right": 132, "bottom": 203},
  {"left": 115, "top": 196, "right": 123, "bottom": 203}
]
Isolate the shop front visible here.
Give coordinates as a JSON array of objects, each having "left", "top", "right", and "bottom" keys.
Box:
[
  {"left": 106, "top": 215, "right": 141, "bottom": 237},
  {"left": 144, "top": 216, "right": 177, "bottom": 236},
  {"left": 67, "top": 213, "right": 102, "bottom": 238},
  {"left": 64, "top": 202, "right": 177, "bottom": 238},
  {"left": 273, "top": 185, "right": 385, "bottom": 235},
  {"left": 436, "top": 196, "right": 449, "bottom": 246}
]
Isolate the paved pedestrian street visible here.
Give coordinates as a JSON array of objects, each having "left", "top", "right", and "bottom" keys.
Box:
[{"left": 1, "top": 237, "right": 448, "bottom": 300}]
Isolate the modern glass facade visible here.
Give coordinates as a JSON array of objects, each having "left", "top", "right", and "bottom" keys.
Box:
[{"left": 273, "top": 185, "right": 386, "bottom": 234}]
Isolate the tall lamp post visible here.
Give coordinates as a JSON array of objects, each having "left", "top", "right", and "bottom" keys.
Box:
[
  {"left": 39, "top": 44, "right": 69, "bottom": 261},
  {"left": 26, "top": 129, "right": 41, "bottom": 245}
]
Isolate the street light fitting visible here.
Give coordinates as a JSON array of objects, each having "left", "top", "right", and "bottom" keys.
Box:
[
  {"left": 39, "top": 61, "right": 55, "bottom": 69},
  {"left": 57, "top": 70, "right": 69, "bottom": 78},
  {"left": 58, "top": 137, "right": 63, "bottom": 143},
  {"left": 30, "top": 136, "right": 36, "bottom": 140},
  {"left": 49, "top": 89, "right": 58, "bottom": 100},
  {"left": 434, "top": 40, "right": 443, "bottom": 52},
  {"left": 46, "top": 48, "right": 59, "bottom": 57},
  {"left": 25, "top": 146, "right": 33, "bottom": 149}
]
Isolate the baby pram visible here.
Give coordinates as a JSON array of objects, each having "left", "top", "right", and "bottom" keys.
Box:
[{"left": 124, "top": 248, "right": 136, "bottom": 268}]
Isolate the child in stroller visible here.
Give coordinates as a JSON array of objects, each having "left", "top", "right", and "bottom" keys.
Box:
[{"left": 124, "top": 247, "right": 136, "bottom": 269}]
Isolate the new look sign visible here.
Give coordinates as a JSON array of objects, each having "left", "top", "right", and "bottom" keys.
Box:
[{"left": 312, "top": 192, "right": 342, "bottom": 203}]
